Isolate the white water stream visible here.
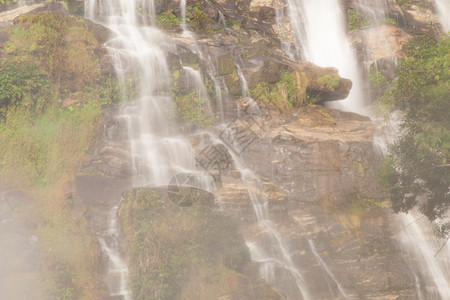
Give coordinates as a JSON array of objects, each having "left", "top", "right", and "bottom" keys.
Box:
[
  {"left": 85, "top": 1, "right": 213, "bottom": 297},
  {"left": 434, "top": 0, "right": 450, "bottom": 32},
  {"left": 308, "top": 240, "right": 348, "bottom": 299},
  {"left": 395, "top": 212, "right": 450, "bottom": 299},
  {"left": 206, "top": 130, "right": 311, "bottom": 299},
  {"left": 286, "top": 0, "right": 367, "bottom": 115},
  {"left": 97, "top": 205, "right": 131, "bottom": 299}
]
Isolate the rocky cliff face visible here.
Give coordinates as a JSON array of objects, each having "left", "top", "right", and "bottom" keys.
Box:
[
  {"left": 76, "top": 0, "right": 423, "bottom": 298},
  {"left": 1, "top": 0, "right": 446, "bottom": 299}
]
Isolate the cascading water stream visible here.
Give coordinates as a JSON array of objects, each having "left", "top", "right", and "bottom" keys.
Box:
[
  {"left": 394, "top": 212, "right": 450, "bottom": 299},
  {"left": 180, "top": 0, "right": 187, "bottom": 31},
  {"left": 211, "top": 69, "right": 311, "bottom": 299},
  {"left": 85, "top": 0, "right": 214, "bottom": 297},
  {"left": 358, "top": 4, "right": 450, "bottom": 297},
  {"left": 97, "top": 205, "right": 132, "bottom": 299},
  {"left": 308, "top": 240, "right": 348, "bottom": 299},
  {"left": 434, "top": 0, "right": 450, "bottom": 32},
  {"left": 178, "top": 0, "right": 227, "bottom": 122},
  {"left": 243, "top": 175, "right": 310, "bottom": 300},
  {"left": 286, "top": 0, "right": 367, "bottom": 115},
  {"left": 206, "top": 131, "right": 311, "bottom": 299}
]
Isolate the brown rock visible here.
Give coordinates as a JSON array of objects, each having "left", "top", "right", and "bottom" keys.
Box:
[{"left": 350, "top": 25, "right": 412, "bottom": 67}]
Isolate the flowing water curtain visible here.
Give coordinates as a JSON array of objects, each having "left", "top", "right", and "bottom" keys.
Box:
[
  {"left": 434, "top": 0, "right": 450, "bottom": 32},
  {"left": 286, "top": 0, "right": 367, "bottom": 114},
  {"left": 83, "top": 1, "right": 208, "bottom": 298},
  {"left": 395, "top": 212, "right": 450, "bottom": 299}
]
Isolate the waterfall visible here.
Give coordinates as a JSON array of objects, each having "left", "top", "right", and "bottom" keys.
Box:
[
  {"left": 85, "top": 0, "right": 203, "bottom": 189},
  {"left": 286, "top": 0, "right": 367, "bottom": 115},
  {"left": 180, "top": 0, "right": 187, "bottom": 31},
  {"left": 308, "top": 240, "right": 349, "bottom": 299},
  {"left": 434, "top": 0, "right": 450, "bottom": 32},
  {"left": 213, "top": 138, "right": 311, "bottom": 300},
  {"left": 286, "top": 0, "right": 450, "bottom": 298},
  {"left": 394, "top": 212, "right": 450, "bottom": 299},
  {"left": 83, "top": 0, "right": 449, "bottom": 298},
  {"left": 85, "top": 0, "right": 213, "bottom": 297},
  {"left": 352, "top": 0, "right": 389, "bottom": 21},
  {"left": 97, "top": 205, "right": 132, "bottom": 300}
]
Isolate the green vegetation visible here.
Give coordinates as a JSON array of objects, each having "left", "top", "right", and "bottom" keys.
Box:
[
  {"left": 368, "top": 68, "right": 388, "bottom": 88},
  {"left": 317, "top": 73, "right": 340, "bottom": 92},
  {"left": 187, "top": 2, "right": 210, "bottom": 31},
  {"left": 348, "top": 9, "right": 372, "bottom": 30},
  {"left": 226, "top": 17, "right": 242, "bottom": 30},
  {"left": 0, "top": 104, "right": 102, "bottom": 186},
  {"left": 384, "top": 17, "right": 398, "bottom": 26},
  {"left": 52, "top": 0, "right": 85, "bottom": 15},
  {"left": 156, "top": 3, "right": 209, "bottom": 31},
  {"left": 119, "top": 188, "right": 250, "bottom": 300},
  {"left": 250, "top": 72, "right": 315, "bottom": 111},
  {"left": 0, "top": 63, "right": 50, "bottom": 111},
  {"left": 348, "top": 9, "right": 397, "bottom": 30},
  {"left": 0, "top": 0, "right": 18, "bottom": 5},
  {"left": 6, "top": 13, "right": 101, "bottom": 96},
  {"left": 175, "top": 91, "right": 212, "bottom": 127},
  {"left": 157, "top": 10, "right": 182, "bottom": 30},
  {"left": 380, "top": 36, "right": 450, "bottom": 235},
  {"left": 339, "top": 195, "right": 392, "bottom": 217},
  {"left": 0, "top": 12, "right": 120, "bottom": 298},
  {"left": 171, "top": 68, "right": 214, "bottom": 128}
]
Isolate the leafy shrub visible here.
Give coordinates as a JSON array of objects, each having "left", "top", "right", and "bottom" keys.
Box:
[
  {"left": 0, "top": 62, "right": 49, "bottom": 110},
  {"left": 384, "top": 17, "right": 398, "bottom": 26},
  {"left": 380, "top": 36, "right": 450, "bottom": 235},
  {"left": 317, "top": 73, "right": 340, "bottom": 91},
  {"left": 176, "top": 92, "right": 212, "bottom": 127},
  {"left": 250, "top": 72, "right": 310, "bottom": 111},
  {"left": 368, "top": 68, "right": 388, "bottom": 88},
  {"left": 187, "top": 2, "right": 210, "bottom": 30},
  {"left": 348, "top": 9, "right": 372, "bottom": 30},
  {"left": 120, "top": 189, "right": 250, "bottom": 300},
  {"left": 157, "top": 10, "right": 182, "bottom": 30}
]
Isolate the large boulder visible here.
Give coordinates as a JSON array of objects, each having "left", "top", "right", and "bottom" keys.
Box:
[{"left": 234, "top": 105, "right": 386, "bottom": 205}]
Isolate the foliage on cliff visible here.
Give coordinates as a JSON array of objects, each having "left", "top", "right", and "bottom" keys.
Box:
[
  {"left": 0, "top": 12, "right": 119, "bottom": 299},
  {"left": 119, "top": 188, "right": 250, "bottom": 300},
  {"left": 380, "top": 35, "right": 450, "bottom": 235}
]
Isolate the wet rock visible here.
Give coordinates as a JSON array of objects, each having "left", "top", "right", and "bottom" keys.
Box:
[
  {"left": 350, "top": 25, "right": 412, "bottom": 67},
  {"left": 85, "top": 19, "right": 114, "bottom": 45},
  {"left": 217, "top": 54, "right": 237, "bottom": 75},
  {"left": 246, "top": 58, "right": 352, "bottom": 106},
  {"left": 237, "top": 106, "right": 386, "bottom": 205},
  {"left": 81, "top": 105, "right": 132, "bottom": 179}
]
